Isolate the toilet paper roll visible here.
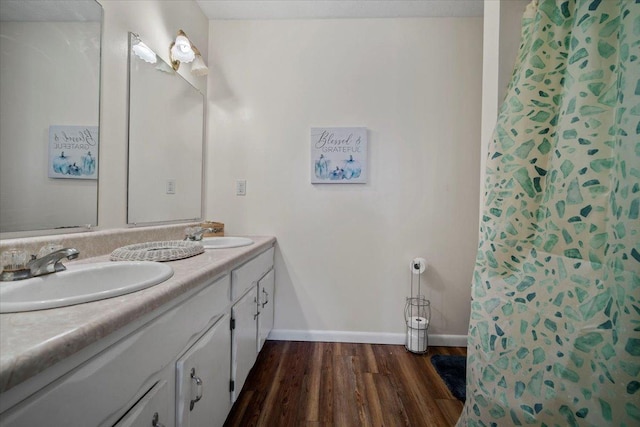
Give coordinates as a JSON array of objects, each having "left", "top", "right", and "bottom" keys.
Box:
[
  {"left": 408, "top": 316, "right": 429, "bottom": 330},
  {"left": 406, "top": 327, "right": 428, "bottom": 352},
  {"left": 410, "top": 257, "right": 427, "bottom": 274}
]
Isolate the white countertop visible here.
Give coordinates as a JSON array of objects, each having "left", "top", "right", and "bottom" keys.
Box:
[{"left": 0, "top": 236, "right": 276, "bottom": 394}]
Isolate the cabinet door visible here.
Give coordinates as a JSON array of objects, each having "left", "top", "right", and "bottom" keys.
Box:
[
  {"left": 176, "top": 314, "right": 231, "bottom": 427},
  {"left": 231, "top": 286, "right": 258, "bottom": 403},
  {"left": 257, "top": 268, "right": 275, "bottom": 353},
  {"left": 114, "top": 380, "right": 170, "bottom": 427}
]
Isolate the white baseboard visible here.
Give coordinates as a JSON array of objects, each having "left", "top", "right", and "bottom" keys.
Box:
[{"left": 268, "top": 329, "right": 467, "bottom": 347}]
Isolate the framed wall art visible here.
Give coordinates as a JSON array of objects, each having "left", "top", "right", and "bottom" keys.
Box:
[
  {"left": 311, "top": 127, "right": 367, "bottom": 184},
  {"left": 48, "top": 125, "right": 98, "bottom": 180}
]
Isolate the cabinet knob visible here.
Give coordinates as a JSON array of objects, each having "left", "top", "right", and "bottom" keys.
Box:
[
  {"left": 152, "top": 412, "right": 165, "bottom": 427},
  {"left": 190, "top": 368, "right": 203, "bottom": 411},
  {"left": 262, "top": 288, "right": 269, "bottom": 308}
]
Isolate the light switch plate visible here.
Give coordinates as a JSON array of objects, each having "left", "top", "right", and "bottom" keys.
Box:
[
  {"left": 166, "top": 179, "right": 176, "bottom": 194},
  {"left": 236, "top": 180, "right": 246, "bottom": 196}
]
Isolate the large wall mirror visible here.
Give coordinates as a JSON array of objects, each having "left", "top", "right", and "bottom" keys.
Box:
[
  {"left": 0, "top": 0, "right": 102, "bottom": 234},
  {"left": 127, "top": 33, "right": 204, "bottom": 225}
]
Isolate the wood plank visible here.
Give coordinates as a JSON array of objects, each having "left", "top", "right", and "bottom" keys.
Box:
[
  {"left": 298, "top": 342, "right": 322, "bottom": 422},
  {"left": 318, "top": 342, "right": 334, "bottom": 424},
  {"left": 362, "top": 343, "right": 379, "bottom": 374},
  {"left": 250, "top": 341, "right": 288, "bottom": 425},
  {"left": 436, "top": 398, "right": 465, "bottom": 426},
  {"left": 272, "top": 341, "right": 311, "bottom": 425},
  {"left": 371, "top": 372, "right": 411, "bottom": 427},
  {"left": 386, "top": 346, "right": 448, "bottom": 426},
  {"left": 331, "top": 353, "right": 350, "bottom": 426},
  {"left": 224, "top": 342, "right": 466, "bottom": 427},
  {"left": 362, "top": 373, "right": 384, "bottom": 426}
]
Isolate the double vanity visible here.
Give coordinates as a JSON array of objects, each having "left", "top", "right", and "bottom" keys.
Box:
[
  {"left": 1, "top": 1, "right": 268, "bottom": 424},
  {"left": 0, "top": 229, "right": 276, "bottom": 426}
]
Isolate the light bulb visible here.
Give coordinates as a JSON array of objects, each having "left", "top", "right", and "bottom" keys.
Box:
[
  {"left": 171, "top": 35, "right": 195, "bottom": 63},
  {"left": 191, "top": 54, "right": 209, "bottom": 76},
  {"left": 132, "top": 41, "right": 157, "bottom": 64}
]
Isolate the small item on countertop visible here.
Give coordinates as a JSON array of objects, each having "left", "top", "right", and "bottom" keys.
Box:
[
  {"left": 1, "top": 249, "right": 30, "bottom": 272},
  {"left": 200, "top": 221, "right": 224, "bottom": 237}
]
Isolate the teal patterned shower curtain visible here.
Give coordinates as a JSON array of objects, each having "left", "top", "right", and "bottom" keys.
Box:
[{"left": 459, "top": 0, "right": 639, "bottom": 426}]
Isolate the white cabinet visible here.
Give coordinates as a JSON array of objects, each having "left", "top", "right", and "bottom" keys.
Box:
[
  {"left": 230, "top": 286, "right": 258, "bottom": 403},
  {"left": 0, "top": 275, "right": 230, "bottom": 427},
  {"left": 0, "top": 244, "right": 276, "bottom": 427},
  {"left": 257, "top": 268, "right": 275, "bottom": 353},
  {"left": 115, "top": 379, "right": 170, "bottom": 427},
  {"left": 176, "top": 314, "right": 231, "bottom": 427},
  {"left": 230, "top": 247, "right": 275, "bottom": 403}
]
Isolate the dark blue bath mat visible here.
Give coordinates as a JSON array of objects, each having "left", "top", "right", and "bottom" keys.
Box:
[{"left": 430, "top": 355, "right": 467, "bottom": 402}]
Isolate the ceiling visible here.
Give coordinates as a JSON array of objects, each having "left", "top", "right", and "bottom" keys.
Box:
[{"left": 195, "top": 0, "right": 484, "bottom": 20}]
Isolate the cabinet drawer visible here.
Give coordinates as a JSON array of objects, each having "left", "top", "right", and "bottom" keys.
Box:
[
  {"left": 114, "top": 380, "right": 169, "bottom": 427},
  {"left": 231, "top": 247, "right": 274, "bottom": 300},
  {"left": 0, "top": 275, "right": 230, "bottom": 427}
]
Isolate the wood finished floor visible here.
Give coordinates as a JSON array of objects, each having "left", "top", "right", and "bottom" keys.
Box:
[{"left": 224, "top": 341, "right": 467, "bottom": 427}]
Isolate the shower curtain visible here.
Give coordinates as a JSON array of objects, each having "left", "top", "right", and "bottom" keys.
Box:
[{"left": 459, "top": 0, "right": 639, "bottom": 426}]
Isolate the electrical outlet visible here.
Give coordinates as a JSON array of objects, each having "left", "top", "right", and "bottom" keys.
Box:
[
  {"left": 236, "top": 180, "right": 246, "bottom": 196},
  {"left": 166, "top": 179, "right": 176, "bottom": 194}
]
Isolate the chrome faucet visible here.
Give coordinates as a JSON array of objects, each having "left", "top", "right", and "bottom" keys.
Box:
[
  {"left": 184, "top": 227, "right": 214, "bottom": 241},
  {"left": 0, "top": 247, "right": 80, "bottom": 281},
  {"left": 28, "top": 248, "right": 80, "bottom": 277}
]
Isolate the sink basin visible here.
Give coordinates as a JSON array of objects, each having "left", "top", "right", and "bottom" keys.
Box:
[
  {"left": 0, "top": 261, "right": 174, "bottom": 313},
  {"left": 201, "top": 237, "right": 254, "bottom": 249}
]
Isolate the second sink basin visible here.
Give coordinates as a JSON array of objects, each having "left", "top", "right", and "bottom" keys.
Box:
[
  {"left": 201, "top": 237, "right": 254, "bottom": 249},
  {"left": 0, "top": 261, "right": 174, "bottom": 313}
]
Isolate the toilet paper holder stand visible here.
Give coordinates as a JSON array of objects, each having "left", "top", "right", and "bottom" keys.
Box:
[{"left": 405, "top": 257, "right": 431, "bottom": 354}]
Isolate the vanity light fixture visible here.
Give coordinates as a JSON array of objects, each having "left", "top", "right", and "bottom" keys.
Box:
[
  {"left": 131, "top": 34, "right": 157, "bottom": 64},
  {"left": 169, "top": 30, "right": 209, "bottom": 76}
]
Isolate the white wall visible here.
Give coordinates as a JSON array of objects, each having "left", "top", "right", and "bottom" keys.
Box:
[
  {"left": 498, "top": 0, "right": 528, "bottom": 104},
  {"left": 207, "top": 18, "right": 483, "bottom": 341},
  {"left": 97, "top": 0, "right": 208, "bottom": 229},
  {"left": 480, "top": 0, "right": 528, "bottom": 204}
]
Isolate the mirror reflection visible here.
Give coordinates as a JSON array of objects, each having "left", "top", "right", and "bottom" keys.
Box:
[
  {"left": 127, "top": 33, "right": 204, "bottom": 225},
  {"left": 0, "top": 0, "right": 102, "bottom": 233}
]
